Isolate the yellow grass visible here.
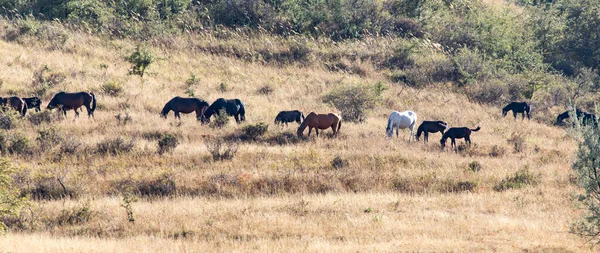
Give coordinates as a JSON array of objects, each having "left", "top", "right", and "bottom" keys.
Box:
[{"left": 0, "top": 20, "right": 593, "bottom": 251}]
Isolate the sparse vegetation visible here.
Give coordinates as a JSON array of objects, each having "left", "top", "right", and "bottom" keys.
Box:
[
  {"left": 0, "top": 0, "right": 595, "bottom": 250},
  {"left": 157, "top": 133, "right": 178, "bottom": 155}
]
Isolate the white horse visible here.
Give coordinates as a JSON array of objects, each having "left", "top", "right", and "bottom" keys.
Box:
[{"left": 386, "top": 110, "right": 418, "bottom": 140}]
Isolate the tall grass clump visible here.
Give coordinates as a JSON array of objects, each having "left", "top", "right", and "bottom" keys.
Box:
[
  {"left": 493, "top": 168, "right": 539, "bottom": 192},
  {"left": 157, "top": 134, "right": 179, "bottom": 155},
  {"left": 205, "top": 138, "right": 238, "bottom": 161},
  {"left": 0, "top": 158, "right": 27, "bottom": 231}
]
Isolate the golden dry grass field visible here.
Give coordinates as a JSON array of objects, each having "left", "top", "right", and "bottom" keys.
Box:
[{"left": 0, "top": 20, "right": 593, "bottom": 252}]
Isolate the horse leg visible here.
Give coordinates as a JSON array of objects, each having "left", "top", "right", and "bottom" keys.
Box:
[
  {"left": 315, "top": 128, "right": 319, "bottom": 137},
  {"left": 308, "top": 127, "right": 312, "bottom": 137},
  {"left": 451, "top": 138, "right": 456, "bottom": 149},
  {"left": 175, "top": 111, "right": 181, "bottom": 120},
  {"left": 424, "top": 132, "right": 428, "bottom": 143},
  {"left": 466, "top": 136, "right": 471, "bottom": 146},
  {"left": 235, "top": 114, "right": 240, "bottom": 124},
  {"left": 513, "top": 112, "right": 517, "bottom": 120}
]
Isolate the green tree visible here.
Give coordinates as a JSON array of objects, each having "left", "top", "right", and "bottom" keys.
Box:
[
  {"left": 0, "top": 158, "right": 27, "bottom": 232},
  {"left": 571, "top": 121, "right": 600, "bottom": 243},
  {"left": 126, "top": 45, "right": 155, "bottom": 78}
]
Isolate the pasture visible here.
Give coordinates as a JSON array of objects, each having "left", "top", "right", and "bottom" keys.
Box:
[{"left": 0, "top": 21, "right": 591, "bottom": 252}]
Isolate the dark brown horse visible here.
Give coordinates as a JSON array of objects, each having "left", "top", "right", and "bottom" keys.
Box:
[
  {"left": 440, "top": 126, "right": 480, "bottom": 149},
  {"left": 0, "top": 96, "right": 27, "bottom": 116},
  {"left": 274, "top": 110, "right": 304, "bottom": 127},
  {"left": 415, "top": 121, "right": 448, "bottom": 143},
  {"left": 202, "top": 98, "right": 246, "bottom": 124},
  {"left": 161, "top": 96, "right": 209, "bottom": 121},
  {"left": 297, "top": 112, "right": 342, "bottom": 137},
  {"left": 47, "top": 92, "right": 96, "bottom": 118},
  {"left": 23, "top": 97, "right": 42, "bottom": 112}
]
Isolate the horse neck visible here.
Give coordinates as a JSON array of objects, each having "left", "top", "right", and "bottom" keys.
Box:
[
  {"left": 416, "top": 124, "right": 423, "bottom": 137},
  {"left": 161, "top": 103, "right": 171, "bottom": 116},
  {"left": 298, "top": 117, "right": 309, "bottom": 132}
]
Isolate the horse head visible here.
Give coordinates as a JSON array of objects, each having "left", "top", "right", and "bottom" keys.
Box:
[{"left": 502, "top": 109, "right": 508, "bottom": 117}]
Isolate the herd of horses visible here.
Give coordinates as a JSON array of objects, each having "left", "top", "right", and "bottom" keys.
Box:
[{"left": 1, "top": 92, "right": 596, "bottom": 150}]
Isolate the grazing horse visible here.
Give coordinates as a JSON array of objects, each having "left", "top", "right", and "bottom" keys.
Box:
[
  {"left": 415, "top": 121, "right": 448, "bottom": 143},
  {"left": 297, "top": 112, "right": 342, "bottom": 137},
  {"left": 0, "top": 96, "right": 27, "bottom": 116},
  {"left": 161, "top": 96, "right": 209, "bottom": 121},
  {"left": 46, "top": 91, "right": 96, "bottom": 118},
  {"left": 555, "top": 109, "right": 598, "bottom": 127},
  {"left": 440, "top": 126, "right": 481, "bottom": 149},
  {"left": 274, "top": 110, "right": 305, "bottom": 127},
  {"left": 386, "top": 110, "right": 417, "bottom": 140},
  {"left": 23, "top": 97, "right": 42, "bottom": 112},
  {"left": 202, "top": 98, "right": 246, "bottom": 124},
  {"left": 502, "top": 102, "right": 531, "bottom": 120}
]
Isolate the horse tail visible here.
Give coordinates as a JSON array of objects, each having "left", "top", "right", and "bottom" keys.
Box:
[
  {"left": 336, "top": 118, "right": 342, "bottom": 136},
  {"left": 90, "top": 92, "right": 97, "bottom": 115},
  {"left": 238, "top": 100, "right": 246, "bottom": 121},
  {"left": 301, "top": 112, "right": 305, "bottom": 122},
  {"left": 22, "top": 101, "right": 27, "bottom": 116},
  {"left": 471, "top": 126, "right": 481, "bottom": 132}
]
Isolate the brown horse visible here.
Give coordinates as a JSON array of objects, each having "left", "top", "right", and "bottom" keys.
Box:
[
  {"left": 47, "top": 91, "right": 96, "bottom": 118},
  {"left": 161, "top": 96, "right": 209, "bottom": 121},
  {"left": 297, "top": 112, "right": 342, "bottom": 137},
  {"left": 0, "top": 96, "right": 27, "bottom": 116}
]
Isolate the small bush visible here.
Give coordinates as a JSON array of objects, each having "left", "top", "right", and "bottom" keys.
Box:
[
  {"left": 96, "top": 137, "right": 134, "bottom": 155},
  {"left": 205, "top": 138, "right": 238, "bottom": 161},
  {"left": 241, "top": 122, "right": 268, "bottom": 141},
  {"left": 115, "top": 112, "right": 132, "bottom": 125},
  {"left": 56, "top": 203, "right": 93, "bottom": 226},
  {"left": 28, "top": 110, "right": 56, "bottom": 126},
  {"left": 468, "top": 161, "right": 483, "bottom": 172},
  {"left": 126, "top": 45, "right": 155, "bottom": 77},
  {"left": 0, "top": 113, "right": 15, "bottom": 130},
  {"left": 31, "top": 65, "right": 65, "bottom": 97},
  {"left": 218, "top": 82, "right": 229, "bottom": 93},
  {"left": 210, "top": 109, "right": 230, "bottom": 129},
  {"left": 322, "top": 84, "right": 380, "bottom": 123},
  {"left": 36, "top": 127, "right": 64, "bottom": 151},
  {"left": 101, "top": 81, "right": 123, "bottom": 96},
  {"left": 60, "top": 137, "right": 81, "bottom": 155},
  {"left": 256, "top": 85, "right": 274, "bottom": 95},
  {"left": 8, "top": 134, "right": 31, "bottom": 155},
  {"left": 157, "top": 134, "right": 179, "bottom": 155},
  {"left": 331, "top": 155, "right": 349, "bottom": 169},
  {"left": 489, "top": 145, "right": 506, "bottom": 157},
  {"left": 0, "top": 158, "right": 26, "bottom": 231},
  {"left": 494, "top": 168, "right": 539, "bottom": 191},
  {"left": 507, "top": 133, "right": 526, "bottom": 153}
]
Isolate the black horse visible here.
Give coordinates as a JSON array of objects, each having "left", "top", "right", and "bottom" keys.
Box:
[
  {"left": 440, "top": 126, "right": 481, "bottom": 149},
  {"left": 23, "top": 97, "right": 42, "bottom": 112},
  {"left": 47, "top": 91, "right": 96, "bottom": 118},
  {"left": 415, "top": 121, "right": 448, "bottom": 143},
  {"left": 202, "top": 98, "right": 246, "bottom": 124},
  {"left": 161, "top": 96, "right": 209, "bottom": 121},
  {"left": 555, "top": 109, "right": 598, "bottom": 127},
  {"left": 0, "top": 96, "right": 27, "bottom": 116},
  {"left": 502, "top": 102, "right": 530, "bottom": 120},
  {"left": 274, "top": 110, "right": 304, "bottom": 127}
]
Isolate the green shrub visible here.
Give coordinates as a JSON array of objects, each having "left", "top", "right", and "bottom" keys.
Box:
[
  {"left": 205, "top": 138, "right": 238, "bottom": 161},
  {"left": 322, "top": 84, "right": 380, "bottom": 123},
  {"left": 241, "top": 122, "right": 268, "bottom": 141},
  {"left": 36, "top": 127, "right": 64, "bottom": 151},
  {"left": 8, "top": 134, "right": 31, "bottom": 155},
  {"left": 0, "top": 113, "right": 15, "bottom": 130},
  {"left": 468, "top": 161, "right": 482, "bottom": 172},
  {"left": 209, "top": 109, "right": 230, "bottom": 129},
  {"left": 331, "top": 155, "right": 348, "bottom": 169},
  {"left": 28, "top": 110, "right": 56, "bottom": 126},
  {"left": 494, "top": 168, "right": 539, "bottom": 191},
  {"left": 126, "top": 45, "right": 155, "bottom": 77},
  {"left": 157, "top": 134, "right": 179, "bottom": 155},
  {"left": 101, "top": 81, "right": 123, "bottom": 96},
  {"left": 0, "top": 158, "right": 27, "bottom": 231},
  {"left": 96, "top": 137, "right": 134, "bottom": 155},
  {"left": 56, "top": 203, "right": 93, "bottom": 226}
]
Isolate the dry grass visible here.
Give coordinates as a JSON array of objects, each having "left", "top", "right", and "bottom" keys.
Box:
[{"left": 0, "top": 19, "right": 592, "bottom": 251}]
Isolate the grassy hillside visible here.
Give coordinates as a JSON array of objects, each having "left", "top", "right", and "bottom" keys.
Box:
[{"left": 0, "top": 14, "right": 592, "bottom": 251}]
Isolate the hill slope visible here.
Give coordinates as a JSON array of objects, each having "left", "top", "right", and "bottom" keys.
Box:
[{"left": 0, "top": 21, "right": 591, "bottom": 252}]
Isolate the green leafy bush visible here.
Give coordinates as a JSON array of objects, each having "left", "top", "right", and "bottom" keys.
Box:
[
  {"left": 126, "top": 45, "right": 155, "bottom": 77},
  {"left": 157, "top": 133, "right": 179, "bottom": 155},
  {"left": 322, "top": 84, "right": 380, "bottom": 123}
]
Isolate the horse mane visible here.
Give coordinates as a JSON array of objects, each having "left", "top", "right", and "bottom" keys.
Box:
[{"left": 297, "top": 112, "right": 314, "bottom": 134}]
